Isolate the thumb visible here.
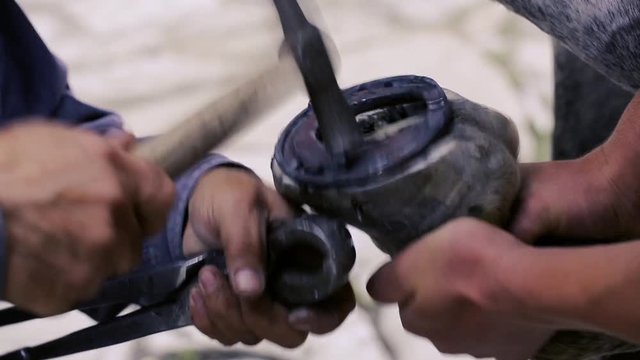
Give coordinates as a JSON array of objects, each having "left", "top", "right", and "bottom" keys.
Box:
[{"left": 366, "top": 260, "right": 413, "bottom": 304}]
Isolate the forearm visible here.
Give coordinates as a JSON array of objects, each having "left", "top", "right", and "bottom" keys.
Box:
[
  {"left": 496, "top": 0, "right": 640, "bottom": 90},
  {"left": 601, "top": 91, "right": 640, "bottom": 169},
  {"left": 501, "top": 241, "right": 640, "bottom": 342},
  {"left": 523, "top": 91, "right": 640, "bottom": 240},
  {"left": 590, "top": 91, "right": 640, "bottom": 236}
]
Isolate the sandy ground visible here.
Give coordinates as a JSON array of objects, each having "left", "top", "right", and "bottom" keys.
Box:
[{"left": 0, "top": 1, "right": 553, "bottom": 359}]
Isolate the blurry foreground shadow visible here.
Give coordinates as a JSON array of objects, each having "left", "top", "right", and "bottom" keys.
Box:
[{"left": 159, "top": 350, "right": 285, "bottom": 360}]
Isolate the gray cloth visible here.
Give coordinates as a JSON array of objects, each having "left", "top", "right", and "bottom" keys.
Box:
[{"left": 498, "top": 0, "right": 640, "bottom": 91}]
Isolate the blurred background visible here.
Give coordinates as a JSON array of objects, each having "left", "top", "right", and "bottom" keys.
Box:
[{"left": 0, "top": 0, "right": 554, "bottom": 359}]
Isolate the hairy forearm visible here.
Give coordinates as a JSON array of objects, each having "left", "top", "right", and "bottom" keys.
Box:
[
  {"left": 547, "top": 91, "right": 640, "bottom": 240},
  {"left": 502, "top": 241, "right": 640, "bottom": 342},
  {"left": 496, "top": 0, "right": 640, "bottom": 90},
  {"left": 593, "top": 91, "right": 640, "bottom": 237}
]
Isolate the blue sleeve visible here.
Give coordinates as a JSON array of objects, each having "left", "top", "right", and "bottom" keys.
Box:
[
  {"left": 0, "top": 0, "right": 243, "bottom": 296},
  {"left": 77, "top": 121, "right": 245, "bottom": 266},
  {"left": 140, "top": 155, "right": 244, "bottom": 266},
  {"left": 76, "top": 122, "right": 244, "bottom": 268}
]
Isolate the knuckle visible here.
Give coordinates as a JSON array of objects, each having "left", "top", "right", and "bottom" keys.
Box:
[
  {"left": 112, "top": 253, "right": 141, "bottom": 276},
  {"left": 31, "top": 302, "right": 66, "bottom": 317},
  {"left": 218, "top": 338, "right": 238, "bottom": 347},
  {"left": 216, "top": 291, "right": 238, "bottom": 311},
  {"left": 84, "top": 212, "right": 118, "bottom": 249},
  {"left": 86, "top": 229, "right": 117, "bottom": 254},
  {"left": 202, "top": 292, "right": 235, "bottom": 316},
  {"left": 400, "top": 316, "right": 418, "bottom": 334},
  {"left": 88, "top": 177, "right": 128, "bottom": 213},
  {"left": 122, "top": 251, "right": 142, "bottom": 272},
  {"left": 433, "top": 339, "right": 461, "bottom": 355},
  {"left": 197, "top": 327, "right": 219, "bottom": 341},
  {"left": 137, "top": 162, "right": 166, "bottom": 194},
  {"left": 65, "top": 264, "right": 102, "bottom": 294},
  {"left": 400, "top": 311, "right": 431, "bottom": 336},
  {"left": 226, "top": 174, "right": 262, "bottom": 208},
  {"left": 101, "top": 181, "right": 127, "bottom": 207},
  {"left": 241, "top": 337, "right": 261, "bottom": 346},
  {"left": 65, "top": 268, "right": 93, "bottom": 290},
  {"left": 87, "top": 136, "right": 115, "bottom": 159},
  {"left": 280, "top": 333, "right": 308, "bottom": 349},
  {"left": 191, "top": 317, "right": 213, "bottom": 337}
]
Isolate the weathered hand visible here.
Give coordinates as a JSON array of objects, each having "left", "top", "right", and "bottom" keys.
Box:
[
  {"left": 510, "top": 156, "right": 626, "bottom": 243},
  {"left": 0, "top": 121, "right": 175, "bottom": 316},
  {"left": 512, "top": 92, "right": 640, "bottom": 243},
  {"left": 367, "top": 218, "right": 554, "bottom": 360},
  {"left": 183, "top": 167, "right": 354, "bottom": 347}
]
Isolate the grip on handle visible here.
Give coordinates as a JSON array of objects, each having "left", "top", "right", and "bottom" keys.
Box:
[{"left": 267, "top": 215, "right": 355, "bottom": 306}]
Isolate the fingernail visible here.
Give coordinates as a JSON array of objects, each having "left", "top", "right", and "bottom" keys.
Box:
[
  {"left": 233, "top": 268, "right": 264, "bottom": 295},
  {"left": 288, "top": 308, "right": 314, "bottom": 331},
  {"left": 199, "top": 269, "right": 219, "bottom": 295}
]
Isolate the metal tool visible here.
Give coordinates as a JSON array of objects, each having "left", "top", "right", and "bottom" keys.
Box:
[
  {"left": 0, "top": 1, "right": 359, "bottom": 358},
  {"left": 271, "top": 57, "right": 639, "bottom": 360},
  {"left": 273, "top": 77, "right": 478, "bottom": 255},
  {"left": 0, "top": 215, "right": 354, "bottom": 360},
  {"left": 0, "top": 250, "right": 225, "bottom": 360},
  {"left": 272, "top": 0, "right": 361, "bottom": 167}
]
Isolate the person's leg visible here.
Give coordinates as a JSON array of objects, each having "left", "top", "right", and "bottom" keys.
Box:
[{"left": 552, "top": 41, "right": 633, "bottom": 160}]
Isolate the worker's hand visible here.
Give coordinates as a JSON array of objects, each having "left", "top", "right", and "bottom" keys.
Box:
[
  {"left": 183, "top": 167, "right": 354, "bottom": 347},
  {"left": 512, "top": 140, "right": 640, "bottom": 242},
  {"left": 512, "top": 91, "right": 640, "bottom": 244},
  {"left": 367, "top": 218, "right": 554, "bottom": 360},
  {"left": 511, "top": 156, "right": 625, "bottom": 243},
  {"left": 0, "top": 121, "right": 175, "bottom": 316}
]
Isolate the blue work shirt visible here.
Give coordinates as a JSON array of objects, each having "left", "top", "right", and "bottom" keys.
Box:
[{"left": 0, "top": 0, "right": 232, "bottom": 297}]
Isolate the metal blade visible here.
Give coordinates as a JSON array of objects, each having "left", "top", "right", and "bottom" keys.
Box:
[{"left": 0, "top": 290, "right": 193, "bottom": 360}]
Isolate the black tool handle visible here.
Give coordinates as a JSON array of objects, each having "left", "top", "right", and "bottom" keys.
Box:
[
  {"left": 0, "top": 215, "right": 354, "bottom": 360},
  {"left": 272, "top": 0, "right": 361, "bottom": 165},
  {"left": 267, "top": 215, "right": 355, "bottom": 306}
]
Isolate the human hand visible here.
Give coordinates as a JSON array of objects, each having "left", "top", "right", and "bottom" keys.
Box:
[
  {"left": 512, "top": 95, "right": 640, "bottom": 243},
  {"left": 183, "top": 167, "right": 354, "bottom": 347},
  {"left": 0, "top": 121, "right": 175, "bottom": 316},
  {"left": 367, "top": 218, "right": 555, "bottom": 360}
]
